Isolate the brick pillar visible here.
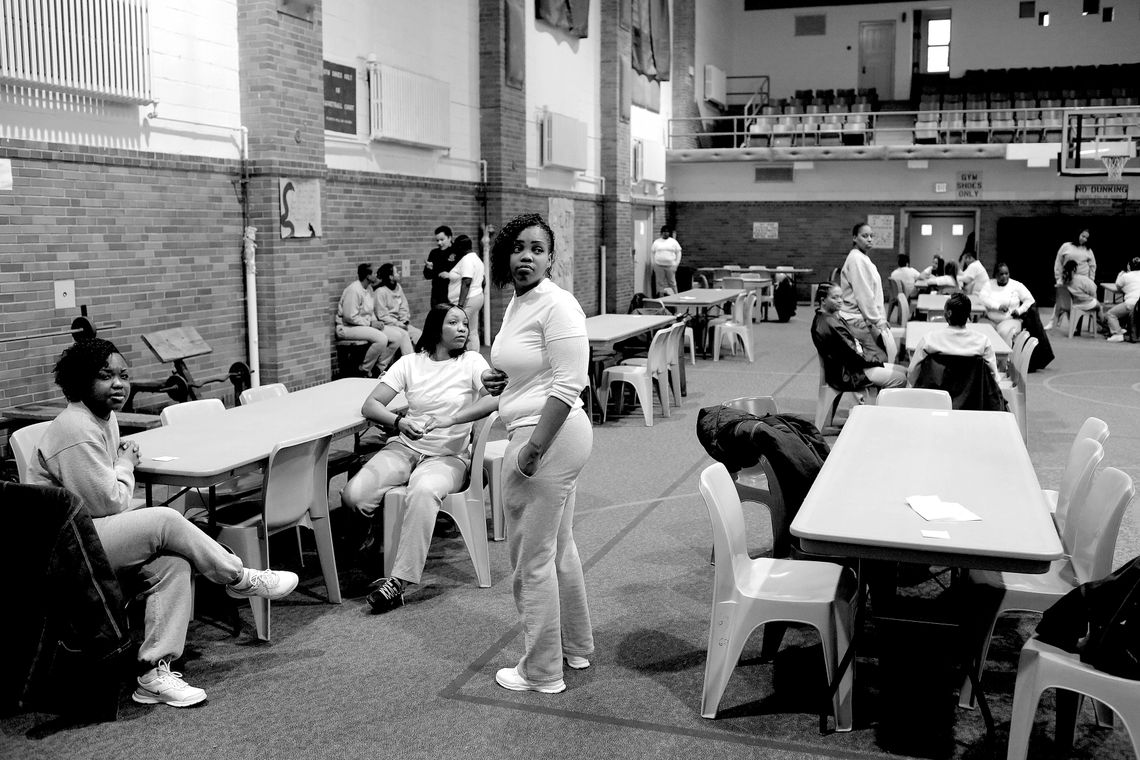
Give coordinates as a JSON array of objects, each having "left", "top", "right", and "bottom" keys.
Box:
[
  {"left": 237, "top": 0, "right": 330, "bottom": 388},
  {"left": 479, "top": 0, "right": 531, "bottom": 338},
  {"left": 599, "top": 0, "right": 633, "bottom": 313},
  {"left": 670, "top": 0, "right": 700, "bottom": 150}
]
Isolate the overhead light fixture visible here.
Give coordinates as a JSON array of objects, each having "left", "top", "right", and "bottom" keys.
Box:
[{"left": 1082, "top": 0, "right": 1099, "bottom": 15}]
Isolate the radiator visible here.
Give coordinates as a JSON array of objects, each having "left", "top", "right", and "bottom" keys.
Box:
[
  {"left": 368, "top": 61, "right": 449, "bottom": 149},
  {"left": 541, "top": 110, "right": 587, "bottom": 171},
  {"left": 0, "top": 0, "right": 152, "bottom": 104},
  {"left": 641, "top": 138, "right": 666, "bottom": 182}
]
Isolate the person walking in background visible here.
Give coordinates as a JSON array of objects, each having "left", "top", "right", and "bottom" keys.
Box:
[
  {"left": 443, "top": 234, "right": 487, "bottom": 352},
  {"left": 335, "top": 263, "right": 390, "bottom": 377},
  {"left": 423, "top": 224, "right": 460, "bottom": 307},
  {"left": 29, "top": 339, "right": 298, "bottom": 708},
  {"left": 1105, "top": 256, "right": 1140, "bottom": 343},
  {"left": 650, "top": 226, "right": 682, "bottom": 296},
  {"left": 1053, "top": 227, "right": 1096, "bottom": 285},
  {"left": 480, "top": 213, "right": 594, "bottom": 695}
]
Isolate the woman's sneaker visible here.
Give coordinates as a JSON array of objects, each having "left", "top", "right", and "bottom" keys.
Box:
[
  {"left": 565, "top": 655, "right": 591, "bottom": 670},
  {"left": 1107, "top": 334, "right": 1125, "bottom": 343},
  {"left": 495, "top": 667, "right": 566, "bottom": 694},
  {"left": 132, "top": 660, "right": 207, "bottom": 708},
  {"left": 227, "top": 568, "right": 299, "bottom": 600},
  {"left": 366, "top": 576, "right": 405, "bottom": 613}
]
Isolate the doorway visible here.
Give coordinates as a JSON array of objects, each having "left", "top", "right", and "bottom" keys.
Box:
[
  {"left": 632, "top": 206, "right": 654, "bottom": 296},
  {"left": 902, "top": 210, "right": 977, "bottom": 273},
  {"left": 858, "top": 20, "right": 895, "bottom": 99}
]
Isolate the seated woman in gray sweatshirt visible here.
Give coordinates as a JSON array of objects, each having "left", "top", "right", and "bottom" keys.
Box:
[{"left": 28, "top": 338, "right": 298, "bottom": 709}]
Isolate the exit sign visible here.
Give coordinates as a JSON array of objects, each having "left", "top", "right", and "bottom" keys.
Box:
[{"left": 934, "top": 181, "right": 948, "bottom": 193}]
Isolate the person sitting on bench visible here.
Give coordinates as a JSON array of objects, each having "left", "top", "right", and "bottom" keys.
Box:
[{"left": 335, "top": 262, "right": 391, "bottom": 377}]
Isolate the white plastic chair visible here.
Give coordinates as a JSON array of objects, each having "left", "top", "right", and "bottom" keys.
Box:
[
  {"left": 159, "top": 398, "right": 225, "bottom": 426},
  {"left": 999, "top": 337, "right": 1037, "bottom": 444},
  {"left": 875, "top": 388, "right": 952, "bottom": 410},
  {"left": 1050, "top": 433, "right": 1109, "bottom": 547},
  {"left": 620, "top": 321, "right": 685, "bottom": 408},
  {"left": 597, "top": 326, "right": 672, "bottom": 426},
  {"left": 712, "top": 294, "right": 755, "bottom": 362},
  {"left": 722, "top": 397, "right": 789, "bottom": 559},
  {"left": 382, "top": 414, "right": 494, "bottom": 588},
  {"left": 214, "top": 432, "right": 342, "bottom": 641},
  {"left": 697, "top": 463, "right": 856, "bottom": 731},
  {"left": 239, "top": 383, "right": 288, "bottom": 406},
  {"left": 959, "top": 465, "right": 1133, "bottom": 709},
  {"left": 814, "top": 354, "right": 874, "bottom": 432},
  {"left": 1068, "top": 303, "right": 1100, "bottom": 339},
  {"left": 1006, "top": 637, "right": 1140, "bottom": 760},
  {"left": 1043, "top": 419, "right": 1109, "bottom": 525},
  {"left": 480, "top": 414, "right": 509, "bottom": 542},
  {"left": 10, "top": 421, "right": 52, "bottom": 483}
]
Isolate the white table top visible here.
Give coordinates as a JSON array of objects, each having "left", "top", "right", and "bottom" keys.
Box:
[
  {"left": 126, "top": 378, "right": 377, "bottom": 487},
  {"left": 656, "top": 288, "right": 744, "bottom": 308},
  {"left": 585, "top": 314, "right": 676, "bottom": 346},
  {"left": 791, "top": 405, "right": 1062, "bottom": 573},
  {"left": 703, "top": 265, "right": 814, "bottom": 275},
  {"left": 915, "top": 293, "right": 985, "bottom": 313},
  {"left": 905, "top": 321, "right": 1011, "bottom": 356}
]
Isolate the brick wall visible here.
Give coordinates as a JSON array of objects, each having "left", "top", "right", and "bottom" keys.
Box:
[{"left": 0, "top": 140, "right": 246, "bottom": 412}]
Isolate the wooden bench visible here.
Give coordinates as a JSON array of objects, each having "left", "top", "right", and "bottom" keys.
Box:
[{"left": 334, "top": 339, "right": 370, "bottom": 379}]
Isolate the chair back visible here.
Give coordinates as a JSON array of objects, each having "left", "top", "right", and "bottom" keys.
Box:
[
  {"left": 913, "top": 354, "right": 1008, "bottom": 412},
  {"left": 885, "top": 277, "right": 900, "bottom": 305},
  {"left": 1010, "top": 330, "right": 1031, "bottom": 365},
  {"left": 239, "top": 383, "right": 288, "bottom": 406},
  {"left": 1068, "top": 467, "right": 1135, "bottom": 584},
  {"left": 1075, "top": 417, "right": 1109, "bottom": 447},
  {"left": 723, "top": 276, "right": 745, "bottom": 290},
  {"left": 261, "top": 432, "right": 333, "bottom": 532},
  {"left": 160, "top": 398, "right": 225, "bottom": 426},
  {"left": 1055, "top": 436, "right": 1104, "bottom": 545},
  {"left": 897, "top": 293, "right": 910, "bottom": 327},
  {"left": 1014, "top": 337, "right": 1037, "bottom": 385},
  {"left": 663, "top": 321, "right": 685, "bottom": 366},
  {"left": 463, "top": 412, "right": 498, "bottom": 499},
  {"left": 646, "top": 326, "right": 673, "bottom": 375},
  {"left": 724, "top": 396, "right": 778, "bottom": 417},
  {"left": 10, "top": 421, "right": 53, "bottom": 483},
  {"left": 698, "top": 463, "right": 749, "bottom": 593},
  {"left": 876, "top": 388, "right": 952, "bottom": 409},
  {"left": 1054, "top": 284, "right": 1073, "bottom": 317}
]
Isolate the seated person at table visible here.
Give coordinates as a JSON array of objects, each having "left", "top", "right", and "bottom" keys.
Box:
[
  {"left": 28, "top": 339, "right": 298, "bottom": 708},
  {"left": 979, "top": 262, "right": 1035, "bottom": 344},
  {"left": 340, "top": 304, "right": 494, "bottom": 613},
  {"left": 921, "top": 259, "right": 960, "bottom": 292},
  {"left": 1063, "top": 258, "right": 1106, "bottom": 331},
  {"left": 812, "top": 285, "right": 907, "bottom": 392},
  {"left": 335, "top": 262, "right": 393, "bottom": 377},
  {"left": 907, "top": 293, "right": 1000, "bottom": 387},
  {"left": 1106, "top": 257, "right": 1140, "bottom": 343},
  {"left": 373, "top": 262, "right": 419, "bottom": 359},
  {"left": 890, "top": 254, "right": 921, "bottom": 297},
  {"left": 958, "top": 251, "right": 990, "bottom": 297},
  {"left": 919, "top": 254, "right": 945, "bottom": 280}
]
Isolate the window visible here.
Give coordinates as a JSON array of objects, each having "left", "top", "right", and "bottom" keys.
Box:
[{"left": 925, "top": 18, "right": 951, "bottom": 74}]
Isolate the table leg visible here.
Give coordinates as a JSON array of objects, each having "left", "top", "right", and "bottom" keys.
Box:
[{"left": 145, "top": 482, "right": 154, "bottom": 508}]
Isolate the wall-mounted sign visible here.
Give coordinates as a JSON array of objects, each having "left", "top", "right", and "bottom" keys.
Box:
[
  {"left": 956, "top": 170, "right": 983, "bottom": 199},
  {"left": 866, "top": 214, "right": 894, "bottom": 249},
  {"left": 323, "top": 61, "right": 357, "bottom": 134},
  {"left": 279, "top": 178, "right": 322, "bottom": 239},
  {"left": 752, "top": 222, "right": 778, "bottom": 240},
  {"left": 1074, "top": 183, "right": 1128, "bottom": 202},
  {"left": 933, "top": 181, "right": 948, "bottom": 193}
]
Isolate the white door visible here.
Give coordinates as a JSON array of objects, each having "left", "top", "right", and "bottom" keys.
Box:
[
  {"left": 632, "top": 206, "right": 654, "bottom": 295},
  {"left": 858, "top": 21, "right": 895, "bottom": 99},
  {"left": 906, "top": 214, "right": 975, "bottom": 272}
]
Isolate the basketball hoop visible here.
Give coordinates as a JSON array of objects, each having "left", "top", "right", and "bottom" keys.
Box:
[{"left": 1101, "top": 154, "right": 1128, "bottom": 180}]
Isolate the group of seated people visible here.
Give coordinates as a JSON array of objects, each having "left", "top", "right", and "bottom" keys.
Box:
[
  {"left": 889, "top": 249, "right": 991, "bottom": 301},
  {"left": 335, "top": 262, "right": 421, "bottom": 377}
]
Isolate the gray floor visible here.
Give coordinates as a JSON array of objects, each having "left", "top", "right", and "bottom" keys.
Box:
[{"left": 3, "top": 310, "right": 1138, "bottom": 760}]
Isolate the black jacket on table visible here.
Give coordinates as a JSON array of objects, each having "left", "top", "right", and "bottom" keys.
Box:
[
  {"left": 1, "top": 482, "right": 131, "bottom": 719},
  {"left": 811, "top": 310, "right": 882, "bottom": 390}
]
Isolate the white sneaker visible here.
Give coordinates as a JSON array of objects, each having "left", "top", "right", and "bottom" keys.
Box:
[
  {"left": 227, "top": 568, "right": 299, "bottom": 600},
  {"left": 565, "top": 655, "right": 591, "bottom": 670},
  {"left": 1042, "top": 321, "right": 1053, "bottom": 331},
  {"left": 132, "top": 660, "right": 207, "bottom": 707},
  {"left": 495, "top": 667, "right": 566, "bottom": 694},
  {"left": 1107, "top": 334, "right": 1125, "bottom": 343}
]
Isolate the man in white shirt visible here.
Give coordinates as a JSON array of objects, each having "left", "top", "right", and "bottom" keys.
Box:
[
  {"left": 958, "top": 251, "right": 990, "bottom": 296},
  {"left": 650, "top": 226, "right": 682, "bottom": 296},
  {"left": 335, "top": 263, "right": 390, "bottom": 376},
  {"left": 890, "top": 254, "right": 922, "bottom": 297},
  {"left": 1106, "top": 256, "right": 1140, "bottom": 342}
]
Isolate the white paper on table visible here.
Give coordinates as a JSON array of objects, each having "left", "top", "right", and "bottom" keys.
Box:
[
  {"left": 906, "top": 494, "right": 981, "bottom": 522},
  {"left": 151, "top": 456, "right": 178, "bottom": 462}
]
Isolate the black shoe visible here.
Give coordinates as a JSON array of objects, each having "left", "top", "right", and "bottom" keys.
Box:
[{"left": 366, "top": 576, "right": 405, "bottom": 614}]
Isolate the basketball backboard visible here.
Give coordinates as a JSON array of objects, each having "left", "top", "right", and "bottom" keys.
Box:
[{"left": 1058, "top": 106, "right": 1139, "bottom": 176}]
